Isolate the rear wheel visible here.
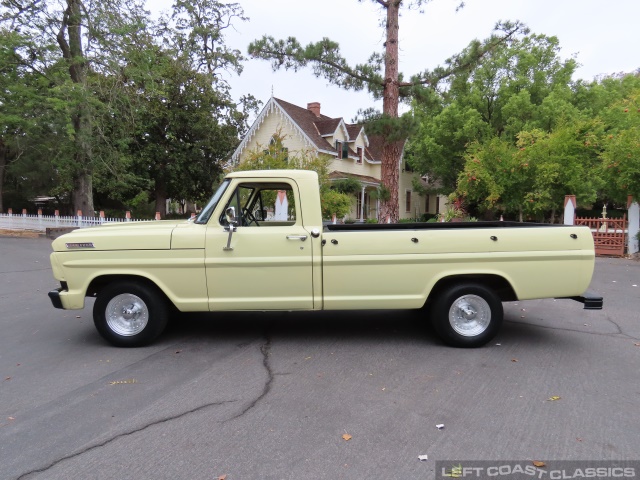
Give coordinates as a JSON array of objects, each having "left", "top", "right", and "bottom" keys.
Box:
[
  {"left": 430, "top": 283, "right": 503, "bottom": 348},
  {"left": 93, "top": 281, "right": 169, "bottom": 347}
]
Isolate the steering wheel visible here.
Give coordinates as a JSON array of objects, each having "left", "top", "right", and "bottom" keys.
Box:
[{"left": 242, "top": 208, "right": 259, "bottom": 226}]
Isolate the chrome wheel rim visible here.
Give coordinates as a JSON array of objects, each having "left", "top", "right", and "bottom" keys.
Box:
[
  {"left": 449, "top": 294, "right": 491, "bottom": 337},
  {"left": 106, "top": 293, "right": 149, "bottom": 336}
]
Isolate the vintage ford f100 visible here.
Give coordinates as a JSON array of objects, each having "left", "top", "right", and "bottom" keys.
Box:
[{"left": 48, "top": 170, "right": 602, "bottom": 348}]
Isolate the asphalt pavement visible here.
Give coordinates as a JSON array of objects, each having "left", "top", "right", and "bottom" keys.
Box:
[{"left": 1, "top": 235, "right": 639, "bottom": 480}]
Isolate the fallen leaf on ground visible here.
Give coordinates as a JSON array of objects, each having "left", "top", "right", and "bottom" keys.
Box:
[
  {"left": 342, "top": 433, "right": 352, "bottom": 441},
  {"left": 511, "top": 358, "right": 518, "bottom": 362},
  {"left": 8, "top": 417, "right": 15, "bottom": 421},
  {"left": 218, "top": 475, "right": 227, "bottom": 480},
  {"left": 4, "top": 377, "right": 11, "bottom": 381},
  {"left": 532, "top": 461, "right": 546, "bottom": 468},
  {"left": 547, "top": 396, "right": 561, "bottom": 401},
  {"left": 634, "top": 343, "right": 640, "bottom": 347}
]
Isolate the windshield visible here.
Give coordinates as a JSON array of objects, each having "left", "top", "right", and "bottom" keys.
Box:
[{"left": 195, "top": 179, "right": 230, "bottom": 224}]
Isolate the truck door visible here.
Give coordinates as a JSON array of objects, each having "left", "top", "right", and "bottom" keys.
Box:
[{"left": 204, "top": 180, "right": 315, "bottom": 310}]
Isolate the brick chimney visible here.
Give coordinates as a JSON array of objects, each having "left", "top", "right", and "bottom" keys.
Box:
[{"left": 307, "top": 102, "right": 321, "bottom": 117}]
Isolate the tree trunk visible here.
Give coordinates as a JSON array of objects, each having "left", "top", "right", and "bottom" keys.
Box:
[
  {"left": 59, "top": 0, "right": 95, "bottom": 216},
  {"left": 0, "top": 138, "right": 6, "bottom": 213},
  {"left": 72, "top": 170, "right": 93, "bottom": 216},
  {"left": 154, "top": 178, "right": 167, "bottom": 218},
  {"left": 379, "top": 0, "right": 401, "bottom": 223}
]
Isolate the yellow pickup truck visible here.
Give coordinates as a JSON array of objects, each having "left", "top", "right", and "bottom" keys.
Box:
[{"left": 48, "top": 170, "right": 602, "bottom": 348}]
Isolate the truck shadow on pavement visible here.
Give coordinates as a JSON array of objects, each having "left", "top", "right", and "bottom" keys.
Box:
[{"left": 154, "top": 308, "right": 554, "bottom": 349}]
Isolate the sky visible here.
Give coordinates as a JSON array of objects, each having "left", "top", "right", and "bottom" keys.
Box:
[{"left": 147, "top": 0, "right": 640, "bottom": 122}]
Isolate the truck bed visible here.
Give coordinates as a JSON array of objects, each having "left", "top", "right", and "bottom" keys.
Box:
[{"left": 324, "top": 221, "right": 564, "bottom": 231}]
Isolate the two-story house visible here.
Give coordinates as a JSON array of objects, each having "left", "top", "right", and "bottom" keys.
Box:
[{"left": 231, "top": 97, "right": 439, "bottom": 222}]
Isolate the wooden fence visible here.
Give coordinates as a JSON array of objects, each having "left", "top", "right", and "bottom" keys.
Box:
[{"left": 575, "top": 215, "right": 627, "bottom": 257}]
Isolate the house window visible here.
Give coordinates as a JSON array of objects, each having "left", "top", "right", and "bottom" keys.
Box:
[
  {"left": 425, "top": 195, "right": 430, "bottom": 213},
  {"left": 356, "top": 147, "right": 363, "bottom": 164},
  {"left": 405, "top": 190, "right": 412, "bottom": 213},
  {"left": 335, "top": 140, "right": 349, "bottom": 159}
]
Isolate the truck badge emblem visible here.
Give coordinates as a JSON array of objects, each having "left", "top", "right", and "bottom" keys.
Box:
[{"left": 65, "top": 242, "right": 95, "bottom": 249}]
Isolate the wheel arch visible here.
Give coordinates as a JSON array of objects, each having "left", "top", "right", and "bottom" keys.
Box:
[
  {"left": 426, "top": 274, "right": 518, "bottom": 307},
  {"left": 86, "top": 274, "right": 175, "bottom": 308}
]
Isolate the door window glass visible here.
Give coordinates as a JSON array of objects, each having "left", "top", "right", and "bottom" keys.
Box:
[{"left": 221, "top": 183, "right": 296, "bottom": 227}]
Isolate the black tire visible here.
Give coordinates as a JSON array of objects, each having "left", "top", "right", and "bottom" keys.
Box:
[
  {"left": 430, "top": 283, "right": 503, "bottom": 348},
  {"left": 93, "top": 280, "right": 169, "bottom": 347}
]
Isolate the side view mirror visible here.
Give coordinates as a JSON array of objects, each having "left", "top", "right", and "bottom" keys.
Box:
[
  {"left": 225, "top": 206, "right": 237, "bottom": 225},
  {"left": 223, "top": 206, "right": 237, "bottom": 251}
]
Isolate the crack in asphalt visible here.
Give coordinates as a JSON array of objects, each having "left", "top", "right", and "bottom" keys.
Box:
[
  {"left": 15, "top": 334, "right": 275, "bottom": 479},
  {"left": 15, "top": 399, "right": 237, "bottom": 480},
  {"left": 603, "top": 315, "right": 623, "bottom": 335},
  {"left": 602, "top": 315, "right": 640, "bottom": 341},
  {"left": 225, "top": 332, "right": 274, "bottom": 423}
]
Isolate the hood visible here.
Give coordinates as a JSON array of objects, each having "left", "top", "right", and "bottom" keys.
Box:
[{"left": 51, "top": 220, "right": 186, "bottom": 252}]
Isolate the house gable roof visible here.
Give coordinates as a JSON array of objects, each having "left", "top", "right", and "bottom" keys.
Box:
[
  {"left": 315, "top": 118, "right": 342, "bottom": 136},
  {"left": 231, "top": 97, "right": 336, "bottom": 163},
  {"left": 231, "top": 97, "right": 393, "bottom": 165}
]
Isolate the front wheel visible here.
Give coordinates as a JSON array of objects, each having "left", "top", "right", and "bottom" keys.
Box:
[
  {"left": 93, "top": 281, "right": 169, "bottom": 347},
  {"left": 430, "top": 283, "right": 503, "bottom": 348}
]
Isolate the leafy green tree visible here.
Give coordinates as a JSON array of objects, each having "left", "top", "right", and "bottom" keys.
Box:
[
  {"left": 1, "top": 0, "right": 256, "bottom": 216},
  {"left": 0, "top": 27, "right": 72, "bottom": 211},
  {"left": 572, "top": 73, "right": 640, "bottom": 118},
  {"left": 407, "top": 33, "right": 577, "bottom": 194},
  {"left": 599, "top": 90, "right": 640, "bottom": 203},
  {"left": 409, "top": 101, "right": 491, "bottom": 194},
  {"left": 0, "top": 0, "right": 151, "bottom": 214},
  {"left": 321, "top": 189, "right": 353, "bottom": 221},
  {"left": 456, "top": 137, "right": 527, "bottom": 219},
  {"left": 117, "top": 50, "right": 246, "bottom": 216},
  {"left": 515, "top": 125, "right": 601, "bottom": 221},
  {"left": 248, "top": 1, "right": 526, "bottom": 221},
  {"left": 457, "top": 123, "right": 602, "bottom": 222}
]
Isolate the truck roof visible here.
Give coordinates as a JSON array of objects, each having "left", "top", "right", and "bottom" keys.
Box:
[{"left": 226, "top": 169, "right": 319, "bottom": 180}]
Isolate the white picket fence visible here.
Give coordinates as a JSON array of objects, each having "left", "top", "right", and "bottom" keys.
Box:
[{"left": 0, "top": 211, "right": 151, "bottom": 232}]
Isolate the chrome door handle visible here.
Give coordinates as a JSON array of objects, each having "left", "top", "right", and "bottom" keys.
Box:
[{"left": 286, "top": 235, "right": 308, "bottom": 241}]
